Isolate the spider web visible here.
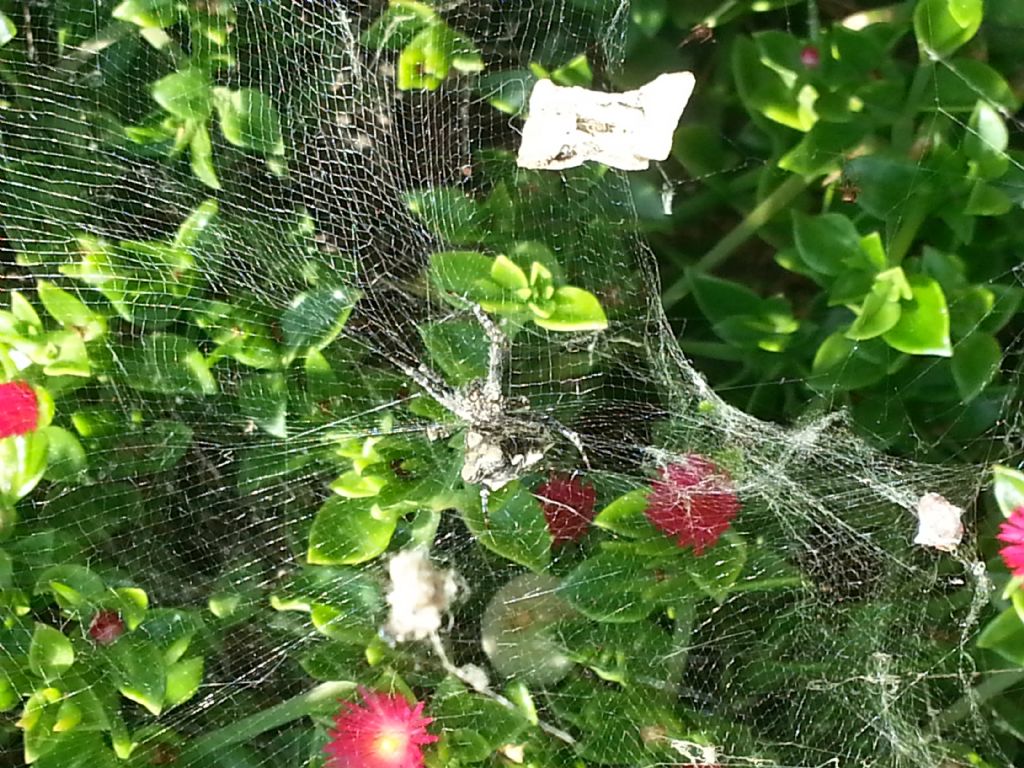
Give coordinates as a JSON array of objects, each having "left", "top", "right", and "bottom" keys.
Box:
[{"left": 0, "top": 1, "right": 1017, "bottom": 767}]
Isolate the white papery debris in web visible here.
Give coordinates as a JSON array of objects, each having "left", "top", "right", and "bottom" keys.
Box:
[
  {"left": 913, "top": 492, "right": 965, "bottom": 552},
  {"left": 516, "top": 71, "right": 696, "bottom": 171},
  {"left": 385, "top": 548, "right": 458, "bottom": 642}
]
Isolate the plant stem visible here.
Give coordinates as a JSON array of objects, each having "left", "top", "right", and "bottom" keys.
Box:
[
  {"left": 665, "top": 601, "right": 695, "bottom": 691},
  {"left": 892, "top": 62, "right": 931, "bottom": 153},
  {"left": 661, "top": 173, "right": 811, "bottom": 309},
  {"left": 935, "top": 669, "right": 1024, "bottom": 728},
  {"left": 182, "top": 680, "right": 355, "bottom": 759},
  {"left": 887, "top": 201, "right": 928, "bottom": 264}
]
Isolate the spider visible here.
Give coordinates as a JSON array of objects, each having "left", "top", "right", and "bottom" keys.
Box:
[{"left": 393, "top": 304, "right": 590, "bottom": 513}]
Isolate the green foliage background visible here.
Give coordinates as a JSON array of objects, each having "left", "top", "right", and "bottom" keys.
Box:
[{"left": 1, "top": 0, "right": 1024, "bottom": 767}]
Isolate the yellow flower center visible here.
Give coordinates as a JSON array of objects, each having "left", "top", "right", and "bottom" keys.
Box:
[{"left": 373, "top": 728, "right": 408, "bottom": 760}]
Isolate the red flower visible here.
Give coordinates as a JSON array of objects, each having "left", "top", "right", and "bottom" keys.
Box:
[
  {"left": 645, "top": 455, "right": 739, "bottom": 555},
  {"left": 88, "top": 611, "right": 125, "bottom": 645},
  {"left": 0, "top": 381, "right": 39, "bottom": 438},
  {"left": 997, "top": 507, "right": 1024, "bottom": 577},
  {"left": 325, "top": 687, "right": 437, "bottom": 768},
  {"left": 535, "top": 473, "right": 597, "bottom": 546},
  {"left": 800, "top": 45, "right": 821, "bottom": 68}
]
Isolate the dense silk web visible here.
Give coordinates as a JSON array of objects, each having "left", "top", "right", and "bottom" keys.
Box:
[{"left": 0, "top": 1, "right": 1020, "bottom": 767}]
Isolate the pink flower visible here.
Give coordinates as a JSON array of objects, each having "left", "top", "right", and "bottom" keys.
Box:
[
  {"left": 800, "top": 45, "right": 821, "bottom": 68},
  {"left": 0, "top": 381, "right": 39, "bottom": 438},
  {"left": 88, "top": 611, "right": 125, "bottom": 645},
  {"left": 325, "top": 687, "right": 437, "bottom": 768},
  {"left": 645, "top": 455, "right": 739, "bottom": 555},
  {"left": 535, "top": 473, "right": 597, "bottom": 546},
  {"left": 997, "top": 507, "right": 1024, "bottom": 577}
]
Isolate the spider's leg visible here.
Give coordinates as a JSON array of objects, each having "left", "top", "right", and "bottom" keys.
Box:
[
  {"left": 391, "top": 357, "right": 461, "bottom": 415},
  {"left": 469, "top": 303, "right": 508, "bottom": 401},
  {"left": 479, "top": 486, "right": 490, "bottom": 526},
  {"left": 556, "top": 423, "right": 592, "bottom": 470}
]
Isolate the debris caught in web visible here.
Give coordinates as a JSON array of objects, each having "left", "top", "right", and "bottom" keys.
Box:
[
  {"left": 913, "top": 492, "right": 965, "bottom": 552},
  {"left": 384, "top": 548, "right": 458, "bottom": 642},
  {"left": 516, "top": 71, "right": 696, "bottom": 171}
]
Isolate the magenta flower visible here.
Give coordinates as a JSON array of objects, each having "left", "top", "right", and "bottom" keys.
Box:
[
  {"left": 800, "top": 45, "right": 821, "bottom": 68},
  {"left": 88, "top": 611, "right": 125, "bottom": 645},
  {"left": 0, "top": 381, "right": 39, "bottom": 438},
  {"left": 325, "top": 688, "right": 437, "bottom": 768},
  {"left": 645, "top": 455, "right": 740, "bottom": 555},
  {"left": 535, "top": 473, "right": 597, "bottom": 546},
  {"left": 997, "top": 507, "right": 1024, "bottom": 577}
]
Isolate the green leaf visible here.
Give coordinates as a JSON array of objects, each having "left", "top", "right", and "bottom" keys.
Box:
[
  {"left": 112, "top": 0, "right": 179, "bottom": 29},
  {"left": 164, "top": 657, "right": 203, "bottom": 708},
  {"left": 106, "top": 634, "right": 166, "bottom": 715},
  {"left": 190, "top": 123, "right": 221, "bottom": 190},
  {"left": 153, "top": 69, "right": 211, "bottom": 121},
  {"left": 951, "top": 332, "right": 1000, "bottom": 402},
  {"left": 882, "top": 275, "right": 952, "bottom": 357},
  {"left": 35, "top": 564, "right": 105, "bottom": 612},
  {"left": 978, "top": 602, "right": 1024, "bottom": 666},
  {"left": 36, "top": 282, "right": 106, "bottom": 341},
  {"left": 846, "top": 268, "right": 912, "bottom": 341},
  {"left": 308, "top": 497, "right": 398, "bottom": 566},
  {"left": 926, "top": 59, "right": 1019, "bottom": 113},
  {"left": 965, "top": 181, "right": 1012, "bottom": 216},
  {"left": 490, "top": 255, "right": 530, "bottom": 292},
  {"left": 0, "top": 11, "right": 16, "bottom": 46},
  {"left": 810, "top": 333, "right": 891, "bottom": 392},
  {"left": 397, "top": 23, "right": 482, "bottom": 91},
  {"left": 686, "top": 532, "right": 747, "bottom": 601},
  {"left": 480, "top": 572, "right": 574, "bottom": 685},
  {"left": 122, "top": 334, "right": 218, "bottom": 396},
  {"left": 42, "top": 427, "right": 87, "bottom": 483},
  {"left": 690, "top": 274, "right": 763, "bottom": 324},
  {"left": 593, "top": 488, "right": 658, "bottom": 538},
  {"left": 779, "top": 121, "right": 868, "bottom": 176},
  {"left": 85, "top": 421, "right": 192, "bottom": 479},
  {"left": 792, "top": 212, "right": 864, "bottom": 277},
  {"left": 175, "top": 199, "right": 219, "bottom": 248},
  {"left": 28, "top": 625, "right": 74, "bottom": 681},
  {"left": 67, "top": 236, "right": 197, "bottom": 327},
  {"left": 559, "top": 548, "right": 659, "bottom": 623},
  {"left": 138, "top": 608, "right": 204, "bottom": 665},
  {"left": 993, "top": 465, "right": 1024, "bottom": 518},
  {"left": 299, "top": 641, "right": 364, "bottom": 681},
  {"left": 213, "top": 88, "right": 284, "bottom": 155},
  {"left": 733, "top": 36, "right": 816, "bottom": 131},
  {"left": 559, "top": 619, "right": 674, "bottom": 686},
  {"left": 914, "top": 0, "right": 983, "bottom": 58},
  {"left": 441, "top": 729, "right": 491, "bottom": 764},
  {"left": 281, "top": 287, "right": 359, "bottom": 361},
  {"left": 53, "top": 699, "right": 81, "bottom": 732},
  {"left": 419, "top": 320, "right": 489, "bottom": 385},
  {"left": 405, "top": 188, "right": 486, "bottom": 245},
  {"left": 532, "top": 286, "right": 608, "bottom": 332},
  {"left": 965, "top": 102, "right": 1009, "bottom": 179},
  {"left": 329, "top": 470, "right": 387, "bottom": 498},
  {"left": 361, "top": 0, "right": 436, "bottom": 50},
  {"left": 430, "top": 250, "right": 493, "bottom": 289},
  {"left": 0, "top": 430, "right": 49, "bottom": 503},
  {"left": 433, "top": 680, "right": 529, "bottom": 750},
  {"left": 844, "top": 154, "right": 938, "bottom": 220},
  {"left": 34, "top": 733, "right": 118, "bottom": 768},
  {"left": 461, "top": 484, "right": 551, "bottom": 572},
  {"left": 478, "top": 70, "right": 535, "bottom": 116},
  {"left": 238, "top": 373, "right": 288, "bottom": 438}
]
